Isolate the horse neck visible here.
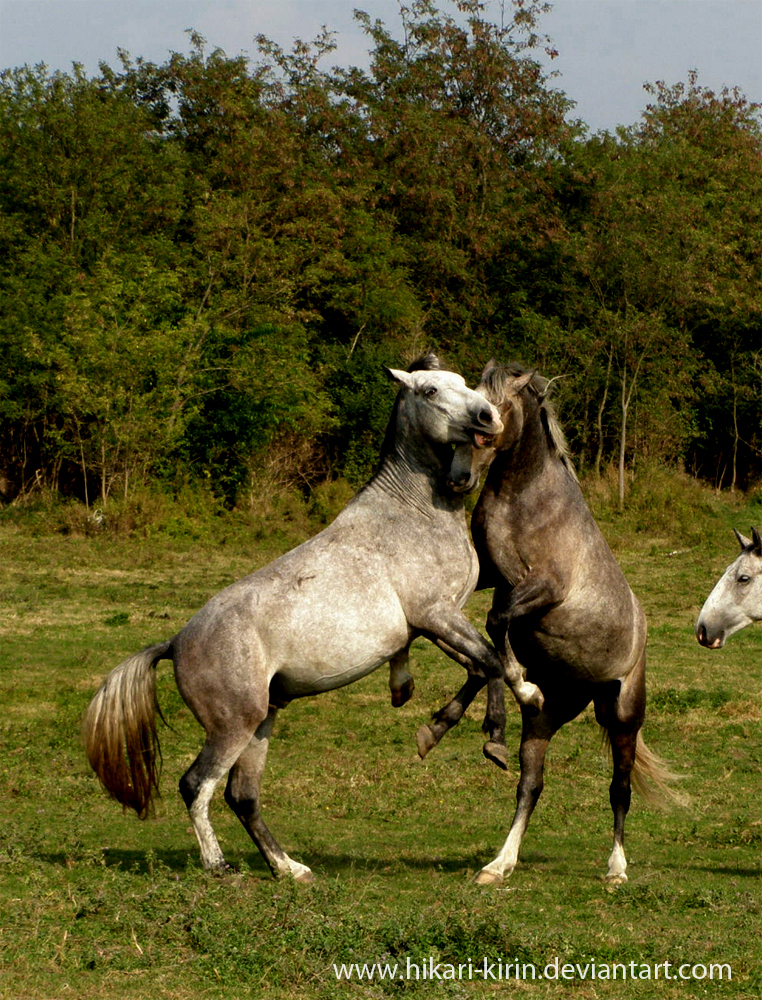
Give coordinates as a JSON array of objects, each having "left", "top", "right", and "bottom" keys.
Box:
[
  {"left": 367, "top": 435, "right": 461, "bottom": 518},
  {"left": 490, "top": 400, "right": 553, "bottom": 494}
]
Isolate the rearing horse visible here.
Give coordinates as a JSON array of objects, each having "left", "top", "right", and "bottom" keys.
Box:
[
  {"left": 84, "top": 357, "right": 543, "bottom": 883},
  {"left": 421, "top": 361, "right": 676, "bottom": 885}
]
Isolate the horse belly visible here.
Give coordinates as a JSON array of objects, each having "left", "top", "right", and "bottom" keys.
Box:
[
  {"left": 513, "top": 594, "right": 644, "bottom": 684},
  {"left": 271, "top": 618, "right": 410, "bottom": 696},
  {"left": 265, "top": 580, "right": 412, "bottom": 697}
]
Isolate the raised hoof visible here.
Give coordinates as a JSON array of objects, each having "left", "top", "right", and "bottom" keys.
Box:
[
  {"left": 474, "top": 868, "right": 503, "bottom": 887},
  {"left": 482, "top": 740, "right": 509, "bottom": 771},
  {"left": 391, "top": 678, "right": 415, "bottom": 708},
  {"left": 527, "top": 688, "right": 545, "bottom": 713},
  {"left": 416, "top": 724, "right": 437, "bottom": 759}
]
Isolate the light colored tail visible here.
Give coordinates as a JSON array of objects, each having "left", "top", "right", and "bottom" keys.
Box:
[
  {"left": 603, "top": 730, "right": 687, "bottom": 808},
  {"left": 631, "top": 733, "right": 687, "bottom": 807},
  {"left": 83, "top": 641, "right": 172, "bottom": 819}
]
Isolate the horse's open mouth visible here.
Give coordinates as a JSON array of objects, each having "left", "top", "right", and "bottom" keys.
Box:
[{"left": 471, "top": 430, "right": 496, "bottom": 449}]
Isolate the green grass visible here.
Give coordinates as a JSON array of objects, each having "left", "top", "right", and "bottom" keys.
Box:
[{"left": 1, "top": 502, "right": 762, "bottom": 999}]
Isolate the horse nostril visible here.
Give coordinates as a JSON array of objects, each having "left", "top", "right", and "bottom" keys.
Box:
[
  {"left": 697, "top": 624, "right": 706, "bottom": 645},
  {"left": 478, "top": 409, "right": 494, "bottom": 425}
]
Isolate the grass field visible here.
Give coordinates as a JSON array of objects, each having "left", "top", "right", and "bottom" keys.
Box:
[{"left": 2, "top": 494, "right": 762, "bottom": 1000}]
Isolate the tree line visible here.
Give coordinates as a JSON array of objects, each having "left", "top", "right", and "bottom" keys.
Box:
[{"left": 1, "top": 0, "right": 760, "bottom": 512}]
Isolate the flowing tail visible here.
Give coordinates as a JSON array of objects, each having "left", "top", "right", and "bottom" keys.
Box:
[
  {"left": 603, "top": 730, "right": 687, "bottom": 808},
  {"left": 83, "top": 641, "right": 173, "bottom": 819}
]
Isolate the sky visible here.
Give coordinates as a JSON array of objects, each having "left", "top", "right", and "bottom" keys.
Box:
[{"left": 0, "top": 0, "right": 760, "bottom": 133}]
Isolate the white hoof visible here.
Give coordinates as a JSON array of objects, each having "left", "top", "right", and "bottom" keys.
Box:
[
  {"left": 516, "top": 681, "right": 544, "bottom": 711},
  {"left": 474, "top": 868, "right": 504, "bottom": 887},
  {"left": 604, "top": 872, "right": 628, "bottom": 886},
  {"left": 285, "top": 859, "right": 315, "bottom": 884},
  {"left": 293, "top": 868, "right": 316, "bottom": 885}
]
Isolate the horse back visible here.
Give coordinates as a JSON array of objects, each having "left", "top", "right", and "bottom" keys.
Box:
[{"left": 172, "top": 489, "right": 479, "bottom": 701}]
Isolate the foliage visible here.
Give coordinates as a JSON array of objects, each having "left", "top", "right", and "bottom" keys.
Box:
[{"left": 0, "top": 5, "right": 761, "bottom": 513}]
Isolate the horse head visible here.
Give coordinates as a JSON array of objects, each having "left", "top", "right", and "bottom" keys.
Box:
[
  {"left": 386, "top": 365, "right": 503, "bottom": 452},
  {"left": 447, "top": 362, "right": 535, "bottom": 493},
  {"left": 696, "top": 527, "right": 762, "bottom": 648}
]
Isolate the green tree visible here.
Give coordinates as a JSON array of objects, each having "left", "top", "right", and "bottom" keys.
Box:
[
  {"left": 338, "top": 0, "right": 573, "bottom": 354},
  {"left": 546, "top": 75, "right": 761, "bottom": 491},
  {"left": 0, "top": 63, "right": 187, "bottom": 497}
]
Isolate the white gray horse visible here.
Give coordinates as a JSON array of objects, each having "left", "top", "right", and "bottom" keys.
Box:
[
  {"left": 696, "top": 528, "right": 762, "bottom": 649},
  {"left": 84, "top": 357, "right": 543, "bottom": 883}
]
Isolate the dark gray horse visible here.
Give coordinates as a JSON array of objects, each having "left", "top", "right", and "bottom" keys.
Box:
[
  {"left": 84, "top": 357, "right": 543, "bottom": 883},
  {"left": 696, "top": 528, "right": 762, "bottom": 648},
  {"left": 420, "top": 361, "right": 675, "bottom": 885}
]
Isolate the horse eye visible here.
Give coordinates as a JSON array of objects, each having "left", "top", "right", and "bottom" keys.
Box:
[
  {"left": 738, "top": 574, "right": 751, "bottom": 584},
  {"left": 424, "top": 387, "right": 438, "bottom": 398}
]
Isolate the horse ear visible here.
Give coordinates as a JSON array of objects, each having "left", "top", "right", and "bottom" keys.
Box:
[
  {"left": 734, "top": 528, "right": 753, "bottom": 551},
  {"left": 386, "top": 367, "right": 414, "bottom": 388},
  {"left": 508, "top": 370, "right": 535, "bottom": 395},
  {"left": 752, "top": 527, "right": 762, "bottom": 555},
  {"left": 481, "top": 358, "right": 497, "bottom": 378}
]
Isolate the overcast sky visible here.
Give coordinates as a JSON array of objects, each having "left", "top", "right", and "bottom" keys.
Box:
[{"left": 1, "top": 0, "right": 760, "bottom": 133}]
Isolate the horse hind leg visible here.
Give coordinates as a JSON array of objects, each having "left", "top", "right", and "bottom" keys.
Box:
[
  {"left": 476, "top": 706, "right": 555, "bottom": 885},
  {"left": 595, "top": 667, "right": 647, "bottom": 885},
  {"left": 224, "top": 708, "right": 314, "bottom": 883},
  {"left": 389, "top": 647, "right": 415, "bottom": 707},
  {"left": 601, "top": 728, "right": 637, "bottom": 884},
  {"left": 179, "top": 731, "right": 257, "bottom": 871},
  {"left": 476, "top": 691, "right": 591, "bottom": 886}
]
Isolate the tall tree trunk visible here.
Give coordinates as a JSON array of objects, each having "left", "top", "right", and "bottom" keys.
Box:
[
  {"left": 618, "top": 374, "right": 629, "bottom": 511},
  {"left": 617, "top": 342, "right": 646, "bottom": 511},
  {"left": 731, "top": 370, "right": 739, "bottom": 493},
  {"left": 595, "top": 347, "right": 613, "bottom": 479}
]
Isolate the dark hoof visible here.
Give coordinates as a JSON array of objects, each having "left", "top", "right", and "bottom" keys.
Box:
[
  {"left": 391, "top": 678, "right": 415, "bottom": 708},
  {"left": 482, "top": 740, "right": 509, "bottom": 771},
  {"left": 416, "top": 724, "right": 437, "bottom": 759},
  {"left": 210, "top": 861, "right": 239, "bottom": 878}
]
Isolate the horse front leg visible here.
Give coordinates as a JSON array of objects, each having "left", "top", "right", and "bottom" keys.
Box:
[
  {"left": 415, "top": 645, "right": 516, "bottom": 769},
  {"left": 416, "top": 603, "right": 540, "bottom": 768},
  {"left": 486, "top": 583, "right": 550, "bottom": 714},
  {"left": 415, "top": 658, "right": 487, "bottom": 760},
  {"left": 485, "top": 608, "right": 544, "bottom": 713}
]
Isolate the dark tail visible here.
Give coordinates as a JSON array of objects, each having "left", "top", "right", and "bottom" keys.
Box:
[{"left": 83, "top": 641, "right": 173, "bottom": 819}]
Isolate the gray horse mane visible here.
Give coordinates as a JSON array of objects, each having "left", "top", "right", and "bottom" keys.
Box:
[
  {"left": 407, "top": 352, "right": 447, "bottom": 373},
  {"left": 481, "top": 362, "right": 578, "bottom": 482}
]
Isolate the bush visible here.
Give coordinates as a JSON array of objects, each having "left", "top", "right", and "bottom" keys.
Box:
[{"left": 583, "top": 462, "right": 725, "bottom": 546}]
